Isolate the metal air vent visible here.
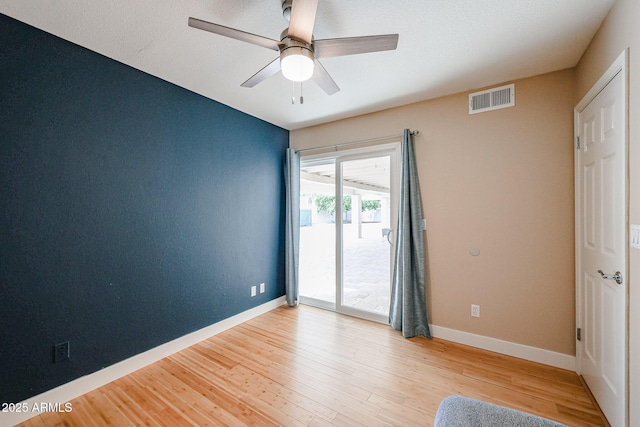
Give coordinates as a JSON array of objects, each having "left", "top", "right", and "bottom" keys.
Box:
[{"left": 469, "top": 84, "right": 515, "bottom": 114}]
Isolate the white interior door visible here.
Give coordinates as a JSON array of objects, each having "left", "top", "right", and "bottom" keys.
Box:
[{"left": 576, "top": 67, "right": 627, "bottom": 427}]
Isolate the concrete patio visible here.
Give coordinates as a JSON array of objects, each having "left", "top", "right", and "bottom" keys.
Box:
[{"left": 299, "top": 222, "right": 391, "bottom": 315}]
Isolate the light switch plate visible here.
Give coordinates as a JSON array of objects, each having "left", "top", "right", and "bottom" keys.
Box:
[{"left": 631, "top": 224, "right": 640, "bottom": 249}]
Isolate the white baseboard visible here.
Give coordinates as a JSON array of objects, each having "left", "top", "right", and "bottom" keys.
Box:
[
  {"left": 430, "top": 324, "right": 576, "bottom": 371},
  {"left": 2, "top": 296, "right": 287, "bottom": 427}
]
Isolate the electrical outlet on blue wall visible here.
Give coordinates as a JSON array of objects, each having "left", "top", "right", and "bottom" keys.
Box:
[{"left": 53, "top": 342, "right": 70, "bottom": 363}]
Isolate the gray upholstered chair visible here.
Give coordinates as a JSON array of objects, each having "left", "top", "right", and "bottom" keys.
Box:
[{"left": 434, "top": 395, "right": 568, "bottom": 427}]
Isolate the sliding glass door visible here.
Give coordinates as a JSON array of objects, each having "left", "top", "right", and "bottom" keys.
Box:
[
  {"left": 299, "top": 144, "right": 399, "bottom": 323},
  {"left": 298, "top": 160, "right": 336, "bottom": 309}
]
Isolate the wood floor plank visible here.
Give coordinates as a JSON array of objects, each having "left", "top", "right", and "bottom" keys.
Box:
[
  {"left": 367, "top": 393, "right": 430, "bottom": 427},
  {"left": 16, "top": 305, "right": 606, "bottom": 426},
  {"left": 102, "top": 383, "right": 162, "bottom": 427},
  {"left": 14, "top": 418, "right": 46, "bottom": 427},
  {"left": 160, "top": 358, "right": 281, "bottom": 426}
]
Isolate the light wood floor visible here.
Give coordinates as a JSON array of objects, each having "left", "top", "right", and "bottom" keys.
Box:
[{"left": 19, "top": 305, "right": 605, "bottom": 427}]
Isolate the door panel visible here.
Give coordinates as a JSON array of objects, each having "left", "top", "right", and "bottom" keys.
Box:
[
  {"left": 584, "top": 162, "right": 596, "bottom": 248},
  {"left": 584, "top": 272, "right": 597, "bottom": 365},
  {"left": 338, "top": 155, "right": 393, "bottom": 319},
  {"left": 298, "top": 160, "right": 336, "bottom": 307},
  {"left": 602, "top": 153, "right": 618, "bottom": 254}
]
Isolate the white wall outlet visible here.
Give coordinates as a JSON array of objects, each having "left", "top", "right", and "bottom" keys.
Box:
[
  {"left": 421, "top": 219, "right": 427, "bottom": 230},
  {"left": 259, "top": 283, "right": 265, "bottom": 293},
  {"left": 471, "top": 304, "right": 480, "bottom": 318},
  {"left": 251, "top": 286, "right": 257, "bottom": 297},
  {"left": 631, "top": 224, "right": 640, "bottom": 249}
]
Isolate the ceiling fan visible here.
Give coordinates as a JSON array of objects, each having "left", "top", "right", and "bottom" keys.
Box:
[{"left": 188, "top": 0, "right": 399, "bottom": 97}]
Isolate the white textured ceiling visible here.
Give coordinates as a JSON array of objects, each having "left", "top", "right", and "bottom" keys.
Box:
[{"left": 0, "top": 0, "right": 615, "bottom": 130}]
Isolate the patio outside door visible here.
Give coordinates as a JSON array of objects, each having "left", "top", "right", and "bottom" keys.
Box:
[{"left": 299, "top": 144, "right": 399, "bottom": 323}]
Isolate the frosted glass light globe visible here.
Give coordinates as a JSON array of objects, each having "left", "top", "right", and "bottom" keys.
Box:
[{"left": 281, "top": 47, "right": 315, "bottom": 82}]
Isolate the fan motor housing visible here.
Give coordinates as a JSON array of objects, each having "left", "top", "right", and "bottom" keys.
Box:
[
  {"left": 278, "top": 34, "right": 315, "bottom": 66},
  {"left": 280, "top": 29, "right": 313, "bottom": 47},
  {"left": 280, "top": 45, "right": 314, "bottom": 62}
]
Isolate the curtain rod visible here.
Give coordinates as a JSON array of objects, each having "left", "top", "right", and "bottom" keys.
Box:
[{"left": 295, "top": 130, "right": 420, "bottom": 154}]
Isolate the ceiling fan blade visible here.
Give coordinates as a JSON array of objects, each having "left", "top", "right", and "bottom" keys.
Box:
[
  {"left": 241, "top": 57, "right": 282, "bottom": 88},
  {"left": 188, "top": 17, "right": 281, "bottom": 51},
  {"left": 314, "top": 34, "right": 399, "bottom": 59},
  {"left": 312, "top": 60, "right": 340, "bottom": 96},
  {"left": 288, "top": 0, "right": 318, "bottom": 44}
]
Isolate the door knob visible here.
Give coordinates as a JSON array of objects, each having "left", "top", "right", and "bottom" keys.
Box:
[{"left": 597, "top": 270, "right": 623, "bottom": 285}]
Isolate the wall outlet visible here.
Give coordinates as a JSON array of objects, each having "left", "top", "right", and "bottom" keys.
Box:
[
  {"left": 631, "top": 224, "right": 640, "bottom": 249},
  {"left": 471, "top": 304, "right": 480, "bottom": 318},
  {"left": 251, "top": 286, "right": 257, "bottom": 297},
  {"left": 53, "top": 342, "right": 70, "bottom": 363},
  {"left": 259, "top": 282, "right": 265, "bottom": 293}
]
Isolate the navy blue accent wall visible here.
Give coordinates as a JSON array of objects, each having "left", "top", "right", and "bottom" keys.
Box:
[{"left": 0, "top": 14, "right": 288, "bottom": 403}]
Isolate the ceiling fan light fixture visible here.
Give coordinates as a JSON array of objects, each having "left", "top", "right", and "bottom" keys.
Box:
[{"left": 280, "top": 46, "right": 315, "bottom": 82}]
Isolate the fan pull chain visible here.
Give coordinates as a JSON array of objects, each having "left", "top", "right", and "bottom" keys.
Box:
[{"left": 291, "top": 82, "right": 305, "bottom": 105}]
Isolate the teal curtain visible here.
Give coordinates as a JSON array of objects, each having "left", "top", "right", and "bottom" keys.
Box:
[
  {"left": 284, "top": 148, "right": 300, "bottom": 306},
  {"left": 389, "top": 129, "right": 431, "bottom": 338}
]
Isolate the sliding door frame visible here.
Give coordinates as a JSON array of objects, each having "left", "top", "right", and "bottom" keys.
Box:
[{"left": 300, "top": 142, "right": 401, "bottom": 323}]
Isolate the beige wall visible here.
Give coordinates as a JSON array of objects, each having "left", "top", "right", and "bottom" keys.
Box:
[
  {"left": 575, "top": 0, "right": 640, "bottom": 425},
  {"left": 291, "top": 69, "right": 576, "bottom": 355}
]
